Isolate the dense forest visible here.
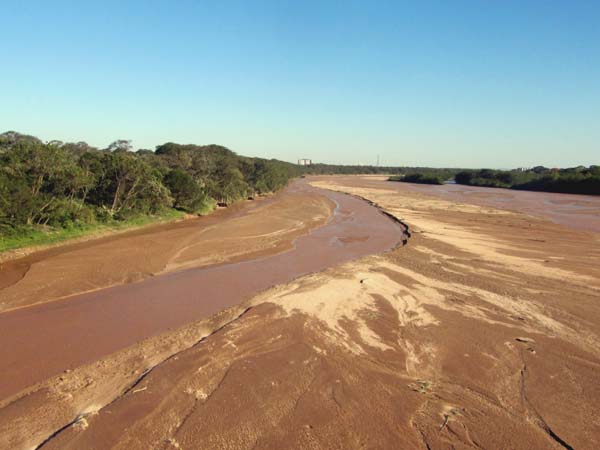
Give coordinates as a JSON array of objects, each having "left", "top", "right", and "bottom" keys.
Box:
[
  {"left": 0, "top": 131, "right": 301, "bottom": 247},
  {"left": 454, "top": 167, "right": 600, "bottom": 195}
]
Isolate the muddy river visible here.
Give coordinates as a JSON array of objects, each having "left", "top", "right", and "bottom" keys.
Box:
[{"left": 0, "top": 180, "right": 406, "bottom": 400}]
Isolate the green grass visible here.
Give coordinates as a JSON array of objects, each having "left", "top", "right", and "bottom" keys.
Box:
[
  {"left": 0, "top": 208, "right": 186, "bottom": 254},
  {"left": 195, "top": 198, "right": 217, "bottom": 216}
]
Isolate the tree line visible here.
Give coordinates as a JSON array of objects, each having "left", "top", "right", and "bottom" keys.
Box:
[
  {"left": 0, "top": 131, "right": 301, "bottom": 236},
  {"left": 4, "top": 128, "right": 596, "bottom": 242},
  {"left": 388, "top": 169, "right": 461, "bottom": 185},
  {"left": 387, "top": 165, "right": 600, "bottom": 194},
  {"left": 300, "top": 163, "right": 405, "bottom": 175},
  {"left": 454, "top": 167, "right": 600, "bottom": 195}
]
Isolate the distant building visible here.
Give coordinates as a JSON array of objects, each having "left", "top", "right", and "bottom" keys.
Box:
[{"left": 298, "top": 158, "right": 312, "bottom": 166}]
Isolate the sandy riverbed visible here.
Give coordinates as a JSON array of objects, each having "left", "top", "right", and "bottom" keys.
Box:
[
  {"left": 0, "top": 180, "right": 406, "bottom": 402},
  {"left": 1, "top": 176, "right": 599, "bottom": 450}
]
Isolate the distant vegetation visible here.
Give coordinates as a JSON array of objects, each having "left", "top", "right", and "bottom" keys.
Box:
[
  {"left": 300, "top": 163, "right": 405, "bottom": 175},
  {"left": 304, "top": 164, "right": 465, "bottom": 183},
  {"left": 388, "top": 165, "right": 599, "bottom": 195},
  {"left": 389, "top": 169, "right": 461, "bottom": 185},
  {"left": 0, "top": 131, "right": 300, "bottom": 251},
  {"left": 454, "top": 166, "right": 600, "bottom": 195}
]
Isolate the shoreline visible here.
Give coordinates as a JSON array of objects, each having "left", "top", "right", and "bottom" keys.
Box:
[
  {"left": 0, "top": 193, "right": 281, "bottom": 264},
  {"left": 0, "top": 210, "right": 190, "bottom": 264}
]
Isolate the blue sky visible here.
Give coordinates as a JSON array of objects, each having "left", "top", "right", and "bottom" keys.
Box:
[{"left": 1, "top": 0, "right": 598, "bottom": 168}]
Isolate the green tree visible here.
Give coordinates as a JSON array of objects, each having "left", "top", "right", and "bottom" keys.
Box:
[
  {"left": 164, "top": 169, "right": 209, "bottom": 213},
  {"left": 0, "top": 141, "right": 90, "bottom": 226},
  {"left": 89, "top": 152, "right": 171, "bottom": 217}
]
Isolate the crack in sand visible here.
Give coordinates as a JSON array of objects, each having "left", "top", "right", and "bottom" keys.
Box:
[
  {"left": 168, "top": 364, "right": 233, "bottom": 448},
  {"left": 32, "top": 308, "right": 253, "bottom": 450},
  {"left": 519, "top": 359, "right": 575, "bottom": 450}
]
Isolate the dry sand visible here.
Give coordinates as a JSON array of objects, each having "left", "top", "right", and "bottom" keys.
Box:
[
  {"left": 356, "top": 175, "right": 600, "bottom": 232},
  {"left": 1, "top": 176, "right": 599, "bottom": 450}
]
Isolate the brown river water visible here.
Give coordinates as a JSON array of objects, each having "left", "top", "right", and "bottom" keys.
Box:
[{"left": 0, "top": 180, "right": 406, "bottom": 400}]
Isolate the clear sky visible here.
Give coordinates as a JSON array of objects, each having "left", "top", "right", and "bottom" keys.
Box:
[{"left": 1, "top": 1, "right": 598, "bottom": 168}]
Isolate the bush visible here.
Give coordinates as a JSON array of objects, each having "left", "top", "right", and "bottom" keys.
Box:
[
  {"left": 40, "top": 200, "right": 96, "bottom": 228},
  {"left": 401, "top": 173, "right": 444, "bottom": 184},
  {"left": 455, "top": 171, "right": 474, "bottom": 184},
  {"left": 164, "top": 169, "right": 208, "bottom": 213},
  {"left": 389, "top": 171, "right": 454, "bottom": 185}
]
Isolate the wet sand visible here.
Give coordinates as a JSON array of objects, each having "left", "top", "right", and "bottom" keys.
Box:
[
  {"left": 0, "top": 193, "right": 277, "bottom": 286},
  {"left": 0, "top": 189, "right": 331, "bottom": 312},
  {"left": 0, "top": 180, "right": 405, "bottom": 401},
  {"left": 2, "top": 176, "right": 600, "bottom": 450}
]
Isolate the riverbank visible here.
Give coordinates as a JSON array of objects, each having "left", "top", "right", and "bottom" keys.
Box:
[
  {"left": 0, "top": 209, "right": 193, "bottom": 260},
  {"left": 0, "top": 184, "right": 332, "bottom": 313}
]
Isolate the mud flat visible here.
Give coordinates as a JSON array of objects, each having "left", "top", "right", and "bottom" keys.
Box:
[
  {"left": 2, "top": 176, "right": 600, "bottom": 450},
  {"left": 360, "top": 175, "right": 600, "bottom": 232}
]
